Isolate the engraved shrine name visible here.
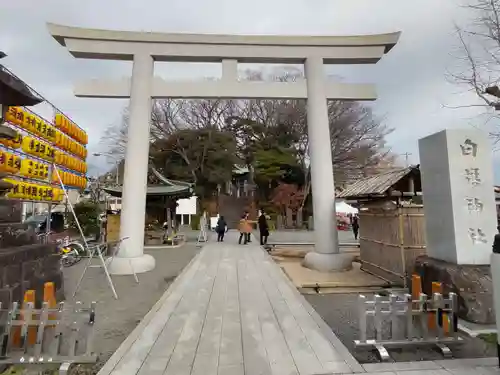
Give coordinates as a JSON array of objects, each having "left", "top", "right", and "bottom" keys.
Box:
[{"left": 460, "top": 138, "right": 487, "bottom": 245}]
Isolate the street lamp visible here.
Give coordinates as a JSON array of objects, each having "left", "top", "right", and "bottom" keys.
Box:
[
  {"left": 0, "top": 52, "right": 7, "bottom": 59},
  {"left": 93, "top": 153, "right": 120, "bottom": 185}
]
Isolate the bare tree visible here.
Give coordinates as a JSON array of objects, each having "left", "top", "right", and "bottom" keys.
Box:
[
  {"left": 99, "top": 67, "right": 393, "bottom": 199},
  {"left": 235, "top": 68, "right": 393, "bottom": 206},
  {"left": 449, "top": 0, "right": 500, "bottom": 139},
  {"left": 99, "top": 111, "right": 129, "bottom": 158}
]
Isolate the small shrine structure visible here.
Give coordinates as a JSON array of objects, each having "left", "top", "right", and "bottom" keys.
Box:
[{"left": 102, "top": 165, "right": 194, "bottom": 243}]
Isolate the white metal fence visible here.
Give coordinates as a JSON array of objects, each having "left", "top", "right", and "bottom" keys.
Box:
[
  {"left": 355, "top": 292, "right": 462, "bottom": 361},
  {"left": 0, "top": 301, "right": 97, "bottom": 374}
]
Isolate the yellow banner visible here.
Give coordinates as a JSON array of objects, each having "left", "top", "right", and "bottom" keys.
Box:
[
  {"left": 4, "top": 179, "right": 63, "bottom": 202},
  {"left": 20, "top": 158, "right": 49, "bottom": 180},
  {"left": 0, "top": 151, "right": 21, "bottom": 174}
]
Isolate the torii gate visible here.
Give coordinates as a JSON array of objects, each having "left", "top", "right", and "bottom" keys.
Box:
[{"left": 47, "top": 23, "right": 400, "bottom": 275}]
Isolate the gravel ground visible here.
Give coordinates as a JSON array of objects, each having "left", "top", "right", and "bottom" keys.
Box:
[
  {"left": 305, "top": 293, "right": 497, "bottom": 364},
  {"left": 60, "top": 241, "right": 200, "bottom": 374}
]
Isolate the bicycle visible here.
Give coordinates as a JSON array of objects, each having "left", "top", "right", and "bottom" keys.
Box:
[
  {"left": 57, "top": 237, "right": 86, "bottom": 268},
  {"left": 37, "top": 232, "right": 87, "bottom": 268}
]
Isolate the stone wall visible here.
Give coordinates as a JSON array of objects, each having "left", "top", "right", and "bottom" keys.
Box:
[
  {"left": 0, "top": 201, "right": 64, "bottom": 308},
  {"left": 413, "top": 255, "right": 494, "bottom": 324}
]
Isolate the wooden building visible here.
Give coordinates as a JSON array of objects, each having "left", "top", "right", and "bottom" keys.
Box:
[
  {"left": 337, "top": 165, "right": 425, "bottom": 286},
  {"left": 102, "top": 165, "right": 194, "bottom": 242}
]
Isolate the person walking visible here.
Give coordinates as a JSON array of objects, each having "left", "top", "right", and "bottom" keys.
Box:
[
  {"left": 238, "top": 214, "right": 250, "bottom": 245},
  {"left": 352, "top": 214, "right": 360, "bottom": 240},
  {"left": 238, "top": 213, "right": 256, "bottom": 244},
  {"left": 216, "top": 216, "right": 227, "bottom": 242},
  {"left": 258, "top": 210, "right": 270, "bottom": 246},
  {"left": 244, "top": 211, "right": 252, "bottom": 243}
]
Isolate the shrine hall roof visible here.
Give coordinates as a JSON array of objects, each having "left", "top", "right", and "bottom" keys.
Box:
[{"left": 102, "top": 166, "right": 194, "bottom": 198}]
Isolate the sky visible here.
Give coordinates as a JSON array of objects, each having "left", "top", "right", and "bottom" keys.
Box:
[{"left": 1, "top": 0, "right": 498, "bottom": 179}]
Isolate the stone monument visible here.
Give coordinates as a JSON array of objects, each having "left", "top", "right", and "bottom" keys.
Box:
[{"left": 417, "top": 128, "right": 496, "bottom": 323}]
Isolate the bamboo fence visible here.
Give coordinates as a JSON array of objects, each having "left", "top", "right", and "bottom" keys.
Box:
[{"left": 359, "top": 204, "right": 426, "bottom": 287}]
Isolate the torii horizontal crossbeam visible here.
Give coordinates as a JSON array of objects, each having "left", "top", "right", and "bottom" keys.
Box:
[
  {"left": 74, "top": 79, "right": 377, "bottom": 100},
  {"left": 47, "top": 23, "right": 400, "bottom": 64}
]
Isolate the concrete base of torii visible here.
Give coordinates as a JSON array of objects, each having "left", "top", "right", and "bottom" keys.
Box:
[{"left": 303, "top": 252, "right": 354, "bottom": 272}]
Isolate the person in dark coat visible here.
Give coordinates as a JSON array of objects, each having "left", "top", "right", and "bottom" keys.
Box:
[
  {"left": 258, "top": 210, "right": 270, "bottom": 246},
  {"left": 493, "top": 225, "right": 500, "bottom": 253},
  {"left": 352, "top": 214, "right": 360, "bottom": 240},
  {"left": 216, "top": 216, "right": 227, "bottom": 242}
]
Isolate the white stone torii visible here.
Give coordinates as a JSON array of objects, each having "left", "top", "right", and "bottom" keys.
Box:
[{"left": 47, "top": 23, "right": 400, "bottom": 275}]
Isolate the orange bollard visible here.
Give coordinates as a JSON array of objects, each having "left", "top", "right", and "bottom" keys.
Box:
[
  {"left": 428, "top": 282, "right": 441, "bottom": 330},
  {"left": 428, "top": 282, "right": 450, "bottom": 334},
  {"left": 24, "top": 290, "right": 38, "bottom": 346},
  {"left": 12, "top": 290, "right": 37, "bottom": 347},
  {"left": 411, "top": 274, "right": 422, "bottom": 300},
  {"left": 43, "top": 282, "right": 57, "bottom": 328}
]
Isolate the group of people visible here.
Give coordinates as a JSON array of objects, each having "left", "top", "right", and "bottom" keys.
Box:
[{"left": 215, "top": 210, "right": 270, "bottom": 246}]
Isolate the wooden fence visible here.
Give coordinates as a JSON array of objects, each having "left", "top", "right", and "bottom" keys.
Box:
[{"left": 359, "top": 204, "right": 426, "bottom": 286}]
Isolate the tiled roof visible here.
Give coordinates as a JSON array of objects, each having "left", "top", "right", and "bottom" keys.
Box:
[
  {"left": 102, "top": 166, "right": 193, "bottom": 198},
  {"left": 337, "top": 166, "right": 418, "bottom": 199}
]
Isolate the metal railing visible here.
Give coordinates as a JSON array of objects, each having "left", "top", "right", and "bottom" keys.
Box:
[
  {"left": 355, "top": 292, "right": 462, "bottom": 361},
  {"left": 0, "top": 301, "right": 97, "bottom": 374}
]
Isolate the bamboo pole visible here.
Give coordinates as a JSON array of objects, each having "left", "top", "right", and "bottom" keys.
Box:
[{"left": 398, "top": 206, "right": 407, "bottom": 288}]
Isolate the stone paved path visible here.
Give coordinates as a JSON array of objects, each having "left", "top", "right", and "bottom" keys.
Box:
[
  {"left": 97, "top": 232, "right": 500, "bottom": 375},
  {"left": 97, "top": 232, "right": 361, "bottom": 375}
]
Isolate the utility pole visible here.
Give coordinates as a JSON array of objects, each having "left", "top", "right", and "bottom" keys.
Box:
[{"left": 400, "top": 152, "right": 412, "bottom": 167}]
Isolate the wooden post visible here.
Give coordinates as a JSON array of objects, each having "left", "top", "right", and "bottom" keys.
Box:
[
  {"left": 166, "top": 207, "right": 172, "bottom": 238},
  {"left": 398, "top": 206, "right": 407, "bottom": 288},
  {"left": 277, "top": 215, "right": 284, "bottom": 230},
  {"left": 286, "top": 207, "right": 293, "bottom": 228},
  {"left": 411, "top": 274, "right": 422, "bottom": 300},
  {"left": 297, "top": 208, "right": 303, "bottom": 228}
]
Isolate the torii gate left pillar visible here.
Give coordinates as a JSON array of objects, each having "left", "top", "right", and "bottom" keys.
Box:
[
  {"left": 47, "top": 23, "right": 400, "bottom": 274},
  {"left": 113, "top": 53, "right": 156, "bottom": 274}
]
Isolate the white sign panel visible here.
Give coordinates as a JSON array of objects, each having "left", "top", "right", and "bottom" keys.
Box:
[{"left": 176, "top": 196, "right": 197, "bottom": 215}]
